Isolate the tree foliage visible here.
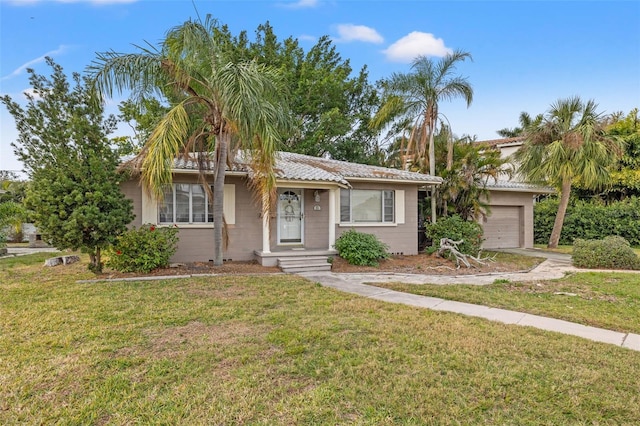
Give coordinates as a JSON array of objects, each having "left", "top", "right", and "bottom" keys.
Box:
[
  {"left": 89, "top": 16, "right": 293, "bottom": 266},
  {"left": 496, "top": 112, "right": 543, "bottom": 138},
  {"left": 425, "top": 215, "right": 484, "bottom": 256},
  {"left": 437, "top": 134, "right": 512, "bottom": 220},
  {"left": 372, "top": 50, "right": 473, "bottom": 223},
  {"left": 372, "top": 50, "right": 474, "bottom": 174},
  {"left": 115, "top": 98, "right": 169, "bottom": 156},
  {"left": 0, "top": 58, "right": 134, "bottom": 272},
  {"left": 585, "top": 108, "right": 640, "bottom": 200},
  {"left": 0, "top": 202, "right": 25, "bottom": 248},
  {"left": 533, "top": 196, "right": 640, "bottom": 246},
  {"left": 514, "top": 96, "right": 624, "bottom": 248},
  {"left": 206, "top": 22, "right": 381, "bottom": 164},
  {"left": 394, "top": 125, "right": 510, "bottom": 221}
]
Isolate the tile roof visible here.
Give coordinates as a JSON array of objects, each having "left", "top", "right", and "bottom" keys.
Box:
[
  {"left": 485, "top": 178, "right": 554, "bottom": 193},
  {"left": 476, "top": 136, "right": 526, "bottom": 147},
  {"left": 169, "top": 151, "right": 442, "bottom": 186}
]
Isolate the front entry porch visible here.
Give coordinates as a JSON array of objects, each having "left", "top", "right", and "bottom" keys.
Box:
[
  {"left": 258, "top": 186, "right": 338, "bottom": 269},
  {"left": 254, "top": 248, "right": 337, "bottom": 271}
]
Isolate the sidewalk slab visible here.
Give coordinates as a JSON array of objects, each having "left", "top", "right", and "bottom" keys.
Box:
[
  {"left": 622, "top": 333, "right": 640, "bottom": 351},
  {"left": 431, "top": 301, "right": 527, "bottom": 324},
  {"left": 368, "top": 289, "right": 445, "bottom": 309},
  {"left": 515, "top": 314, "right": 626, "bottom": 346}
]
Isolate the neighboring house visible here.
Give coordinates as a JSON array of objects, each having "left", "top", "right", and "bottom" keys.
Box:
[
  {"left": 476, "top": 137, "right": 554, "bottom": 249},
  {"left": 120, "top": 151, "right": 442, "bottom": 267}
]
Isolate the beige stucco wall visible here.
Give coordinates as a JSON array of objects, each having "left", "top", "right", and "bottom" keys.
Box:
[
  {"left": 121, "top": 174, "right": 261, "bottom": 263},
  {"left": 335, "top": 182, "right": 419, "bottom": 256},
  {"left": 122, "top": 176, "right": 422, "bottom": 262},
  {"left": 119, "top": 180, "right": 143, "bottom": 228}
]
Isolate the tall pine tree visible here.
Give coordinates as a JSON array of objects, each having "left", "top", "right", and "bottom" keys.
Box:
[{"left": 1, "top": 57, "right": 134, "bottom": 272}]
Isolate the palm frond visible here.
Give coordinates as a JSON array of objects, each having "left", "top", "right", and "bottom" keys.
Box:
[{"left": 138, "top": 101, "right": 191, "bottom": 199}]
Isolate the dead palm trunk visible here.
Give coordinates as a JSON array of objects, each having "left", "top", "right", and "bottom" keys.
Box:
[{"left": 548, "top": 178, "right": 572, "bottom": 249}]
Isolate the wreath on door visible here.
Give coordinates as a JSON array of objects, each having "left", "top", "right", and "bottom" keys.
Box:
[{"left": 284, "top": 204, "right": 295, "bottom": 222}]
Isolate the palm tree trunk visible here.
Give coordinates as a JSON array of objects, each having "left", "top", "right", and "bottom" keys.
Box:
[
  {"left": 548, "top": 179, "right": 572, "bottom": 249},
  {"left": 444, "top": 135, "right": 453, "bottom": 217},
  {"left": 428, "top": 118, "right": 437, "bottom": 224},
  {"left": 446, "top": 136, "right": 453, "bottom": 171},
  {"left": 212, "top": 134, "right": 229, "bottom": 266}
]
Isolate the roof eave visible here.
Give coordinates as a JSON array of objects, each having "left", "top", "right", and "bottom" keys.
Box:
[
  {"left": 487, "top": 186, "right": 555, "bottom": 194},
  {"left": 346, "top": 176, "right": 443, "bottom": 185},
  {"left": 274, "top": 179, "right": 350, "bottom": 189}
]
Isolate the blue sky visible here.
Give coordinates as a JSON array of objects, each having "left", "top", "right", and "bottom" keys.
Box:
[{"left": 1, "top": 0, "right": 639, "bottom": 175}]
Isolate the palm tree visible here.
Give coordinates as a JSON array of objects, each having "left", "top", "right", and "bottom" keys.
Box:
[
  {"left": 514, "top": 96, "right": 624, "bottom": 248},
  {"left": 372, "top": 50, "right": 473, "bottom": 223},
  {"left": 433, "top": 127, "right": 512, "bottom": 220},
  {"left": 89, "top": 16, "right": 292, "bottom": 265},
  {"left": 496, "top": 111, "right": 543, "bottom": 138}
]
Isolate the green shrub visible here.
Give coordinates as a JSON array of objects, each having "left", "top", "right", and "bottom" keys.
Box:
[
  {"left": 572, "top": 236, "right": 640, "bottom": 270},
  {"left": 334, "top": 229, "right": 389, "bottom": 266},
  {"left": 425, "top": 215, "right": 483, "bottom": 255},
  {"left": 106, "top": 224, "right": 179, "bottom": 273},
  {"left": 534, "top": 197, "right": 640, "bottom": 245}
]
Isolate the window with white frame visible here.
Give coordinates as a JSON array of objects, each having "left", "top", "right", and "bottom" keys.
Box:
[
  {"left": 340, "top": 189, "right": 395, "bottom": 223},
  {"left": 159, "top": 184, "right": 213, "bottom": 224}
]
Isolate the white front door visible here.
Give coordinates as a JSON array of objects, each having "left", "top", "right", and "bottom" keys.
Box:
[{"left": 278, "top": 189, "right": 303, "bottom": 244}]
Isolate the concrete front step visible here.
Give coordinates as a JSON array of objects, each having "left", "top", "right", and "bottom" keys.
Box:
[{"left": 278, "top": 255, "right": 332, "bottom": 273}]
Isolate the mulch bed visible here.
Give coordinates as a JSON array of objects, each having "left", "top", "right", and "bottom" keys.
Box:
[{"left": 97, "top": 253, "right": 538, "bottom": 280}]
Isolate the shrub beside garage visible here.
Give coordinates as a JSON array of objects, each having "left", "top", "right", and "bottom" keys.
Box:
[{"left": 534, "top": 197, "right": 640, "bottom": 246}]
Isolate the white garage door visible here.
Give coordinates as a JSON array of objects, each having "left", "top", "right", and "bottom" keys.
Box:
[{"left": 482, "top": 206, "right": 523, "bottom": 249}]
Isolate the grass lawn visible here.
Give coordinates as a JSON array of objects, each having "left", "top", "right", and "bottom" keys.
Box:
[
  {"left": 373, "top": 272, "right": 640, "bottom": 335},
  {"left": 3, "top": 254, "right": 640, "bottom": 424}
]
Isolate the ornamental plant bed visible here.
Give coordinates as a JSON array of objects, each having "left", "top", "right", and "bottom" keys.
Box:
[
  {"left": 99, "top": 251, "right": 543, "bottom": 279},
  {"left": 330, "top": 251, "right": 544, "bottom": 275}
]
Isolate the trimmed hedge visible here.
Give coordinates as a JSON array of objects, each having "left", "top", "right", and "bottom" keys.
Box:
[
  {"left": 534, "top": 197, "right": 640, "bottom": 246},
  {"left": 572, "top": 236, "right": 640, "bottom": 270}
]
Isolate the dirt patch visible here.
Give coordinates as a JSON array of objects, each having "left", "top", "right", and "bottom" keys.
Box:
[
  {"left": 99, "top": 260, "right": 282, "bottom": 280},
  {"left": 98, "top": 253, "right": 542, "bottom": 279},
  {"left": 330, "top": 253, "right": 542, "bottom": 275},
  {"left": 117, "top": 321, "right": 264, "bottom": 361}
]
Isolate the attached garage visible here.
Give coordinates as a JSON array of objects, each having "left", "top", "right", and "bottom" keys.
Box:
[
  {"left": 482, "top": 206, "right": 523, "bottom": 248},
  {"left": 472, "top": 138, "right": 555, "bottom": 250},
  {"left": 480, "top": 182, "right": 554, "bottom": 250}
]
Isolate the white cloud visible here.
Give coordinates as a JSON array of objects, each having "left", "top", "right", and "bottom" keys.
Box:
[
  {"left": 21, "top": 88, "right": 42, "bottom": 100},
  {"left": 334, "top": 24, "right": 383, "bottom": 44},
  {"left": 278, "top": 0, "right": 318, "bottom": 9},
  {"left": 298, "top": 34, "right": 317, "bottom": 43},
  {"left": 383, "top": 32, "right": 452, "bottom": 63},
  {"left": 1, "top": 45, "right": 71, "bottom": 81}
]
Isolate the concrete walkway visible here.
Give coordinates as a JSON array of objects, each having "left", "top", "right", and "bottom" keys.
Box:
[
  {"left": 299, "top": 251, "right": 640, "bottom": 352},
  {"left": 5, "top": 246, "right": 60, "bottom": 256}
]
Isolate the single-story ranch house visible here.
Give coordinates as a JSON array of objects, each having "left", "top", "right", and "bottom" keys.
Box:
[{"left": 120, "top": 149, "right": 551, "bottom": 268}]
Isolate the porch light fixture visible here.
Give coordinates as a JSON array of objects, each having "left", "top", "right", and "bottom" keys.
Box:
[{"left": 314, "top": 190, "right": 321, "bottom": 202}]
